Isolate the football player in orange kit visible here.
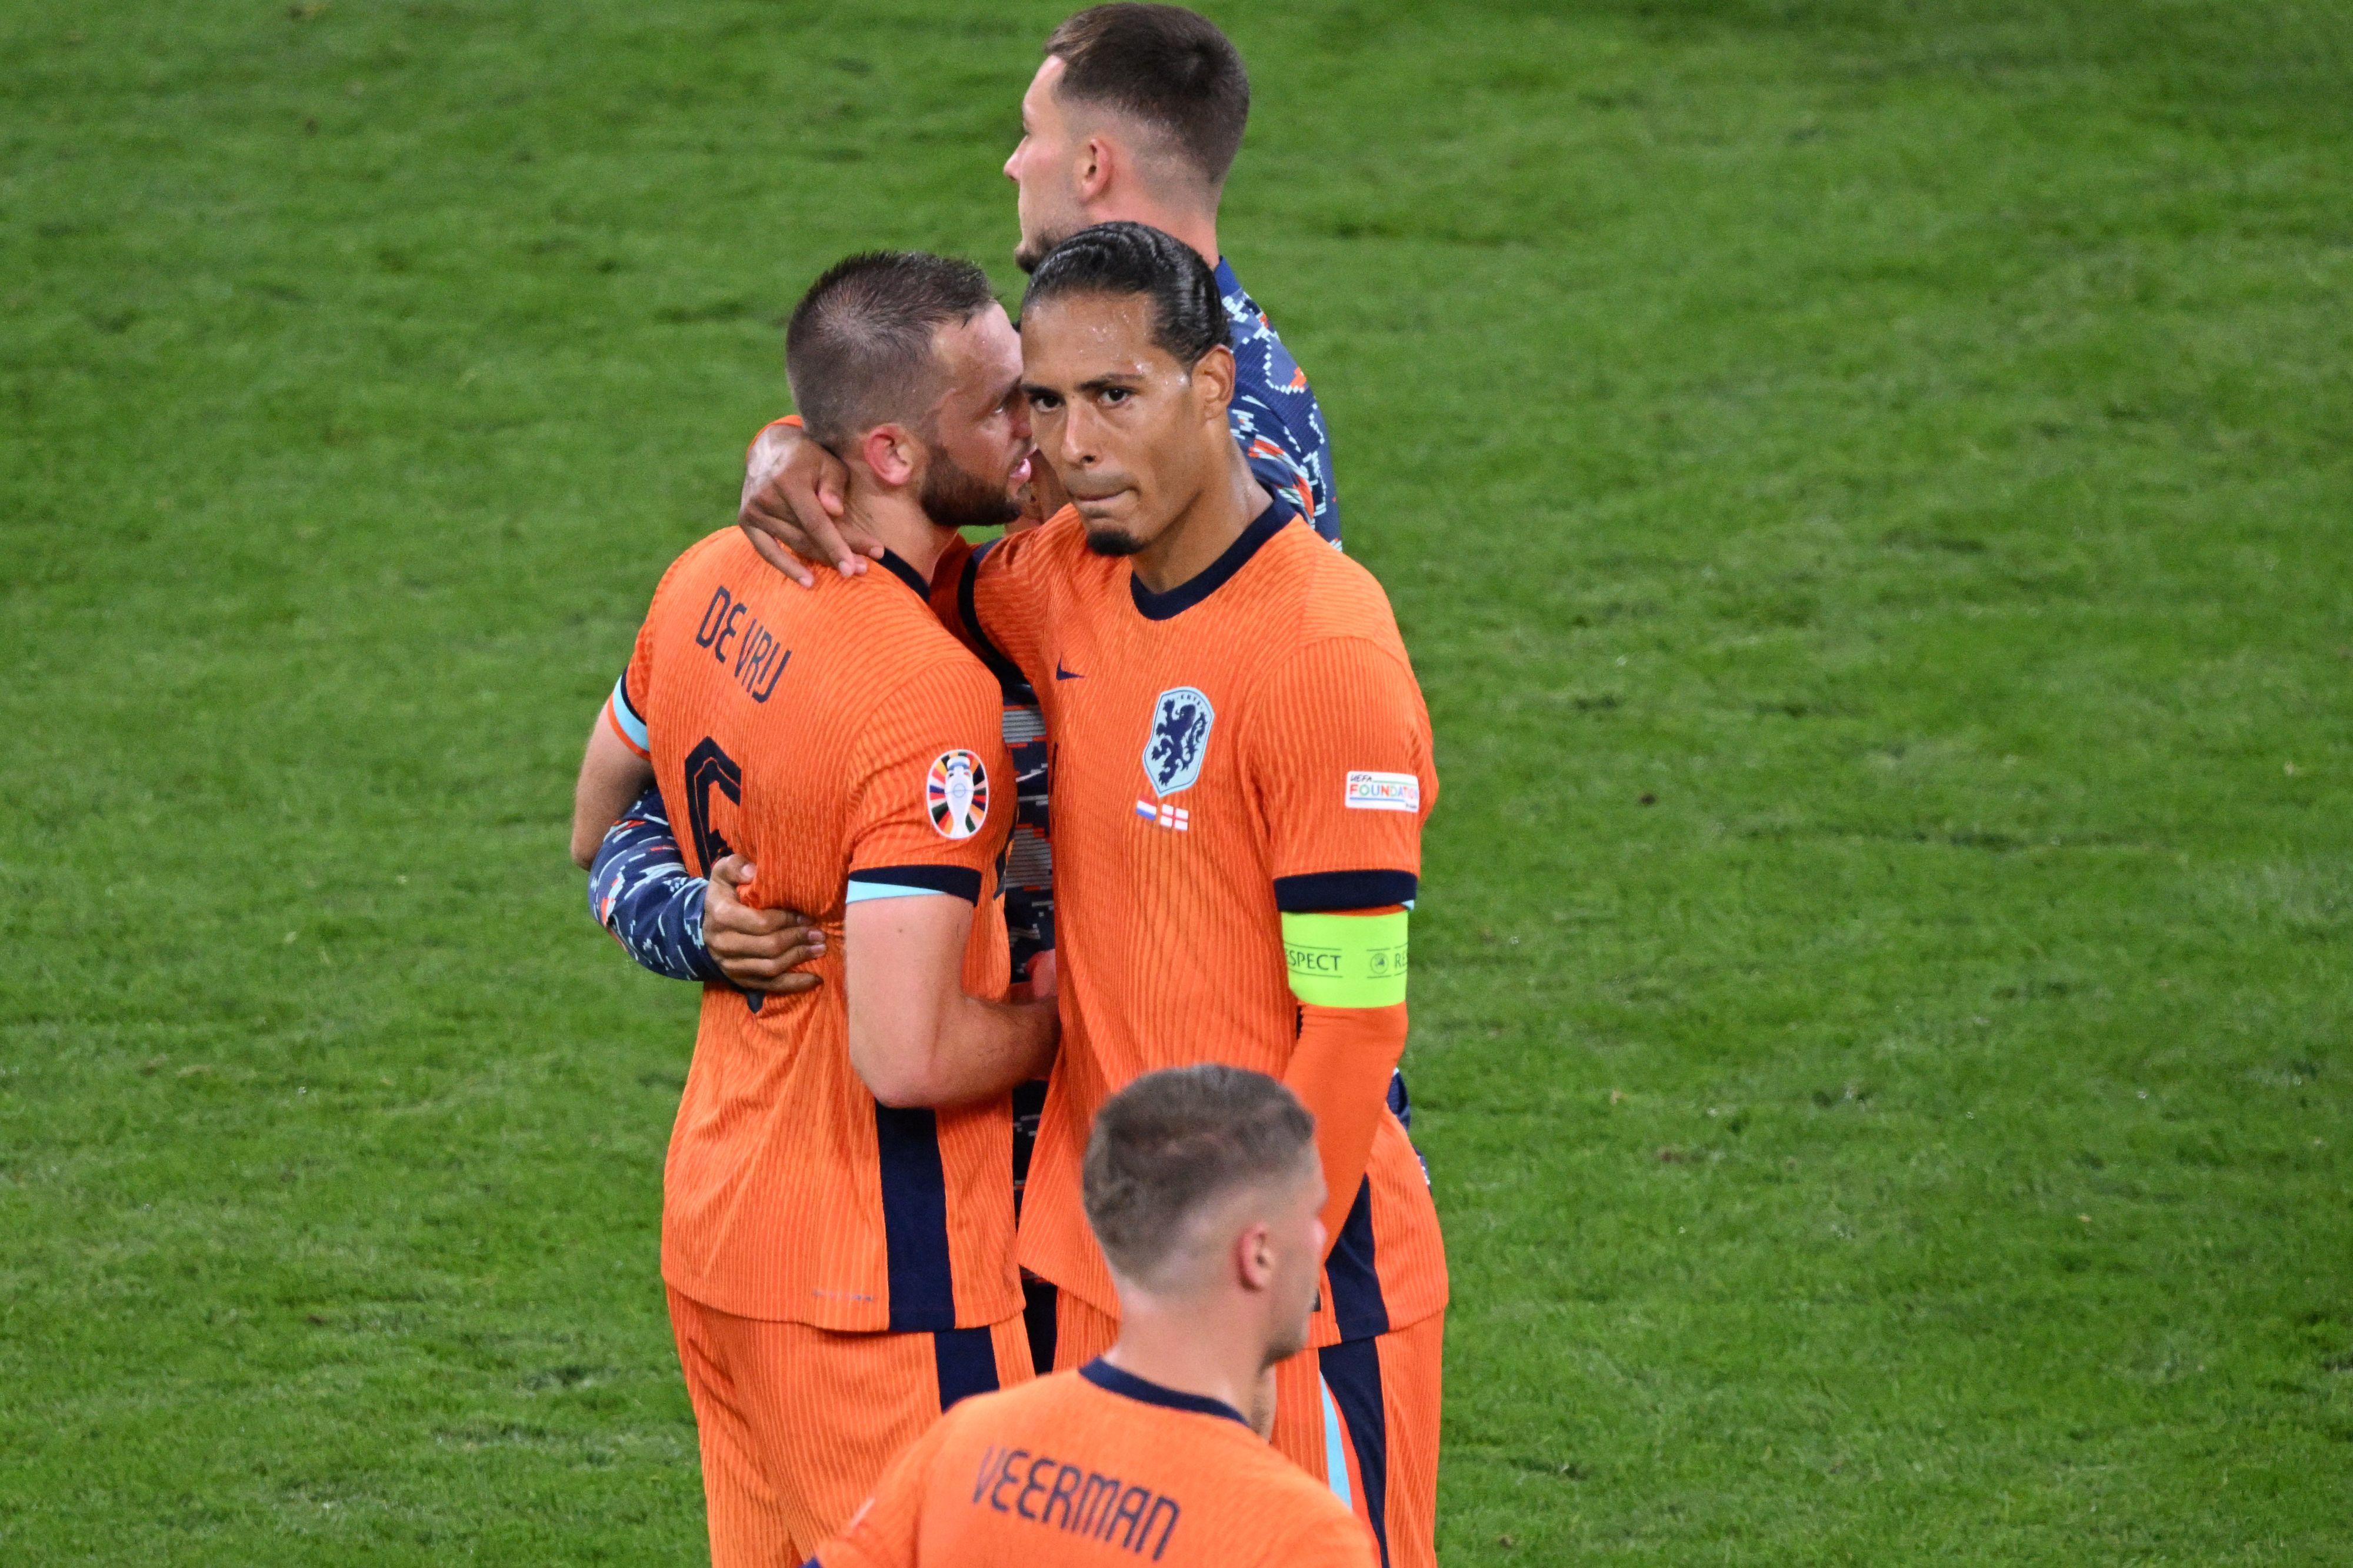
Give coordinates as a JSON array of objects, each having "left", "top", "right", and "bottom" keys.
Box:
[
  {"left": 929, "top": 222, "right": 1445, "bottom": 1568},
  {"left": 569, "top": 251, "right": 1059, "bottom": 1567},
  {"left": 811, "top": 1066, "right": 1377, "bottom": 1568}
]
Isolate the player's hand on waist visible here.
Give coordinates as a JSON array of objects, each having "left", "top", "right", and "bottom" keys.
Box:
[
  {"left": 738, "top": 418, "right": 879, "bottom": 587},
  {"left": 704, "top": 854, "right": 825, "bottom": 995}
]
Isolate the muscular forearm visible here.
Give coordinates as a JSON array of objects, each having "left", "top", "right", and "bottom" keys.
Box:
[
  {"left": 846, "top": 893, "right": 1057, "bottom": 1109},
  {"left": 1284, "top": 1000, "right": 1411, "bottom": 1252},
  {"left": 914, "top": 993, "right": 1060, "bottom": 1108},
  {"left": 860, "top": 992, "right": 1057, "bottom": 1109}
]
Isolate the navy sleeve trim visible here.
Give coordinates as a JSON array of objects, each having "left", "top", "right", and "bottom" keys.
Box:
[
  {"left": 848, "top": 864, "right": 984, "bottom": 903},
  {"left": 1273, "top": 869, "right": 1418, "bottom": 912},
  {"left": 957, "top": 544, "right": 1030, "bottom": 693},
  {"left": 1078, "top": 1359, "right": 1250, "bottom": 1427}
]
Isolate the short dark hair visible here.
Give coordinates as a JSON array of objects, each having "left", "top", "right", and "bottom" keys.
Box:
[
  {"left": 1083, "top": 1065, "right": 1317, "bottom": 1286},
  {"left": 1045, "top": 5, "right": 1250, "bottom": 191},
  {"left": 784, "top": 251, "right": 999, "bottom": 451},
  {"left": 1021, "top": 221, "right": 1228, "bottom": 366}
]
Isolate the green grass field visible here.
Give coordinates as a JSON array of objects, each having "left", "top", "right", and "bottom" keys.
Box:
[{"left": 5, "top": 1, "right": 2350, "bottom": 1561}]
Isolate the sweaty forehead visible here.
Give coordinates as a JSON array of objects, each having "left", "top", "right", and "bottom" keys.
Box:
[
  {"left": 935, "top": 305, "right": 1021, "bottom": 403},
  {"left": 1020, "top": 292, "right": 1168, "bottom": 381}
]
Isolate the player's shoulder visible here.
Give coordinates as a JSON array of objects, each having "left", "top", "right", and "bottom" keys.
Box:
[
  {"left": 1259, "top": 1499, "right": 1380, "bottom": 1568},
  {"left": 980, "top": 506, "right": 1098, "bottom": 584},
  {"left": 1220, "top": 1434, "right": 1372, "bottom": 1561},
  {"left": 1243, "top": 521, "right": 1410, "bottom": 674},
  {"left": 1289, "top": 531, "right": 1401, "bottom": 639},
  {"left": 644, "top": 525, "right": 751, "bottom": 608},
  {"left": 859, "top": 607, "right": 1001, "bottom": 723}
]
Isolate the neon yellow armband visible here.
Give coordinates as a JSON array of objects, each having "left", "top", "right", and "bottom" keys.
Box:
[{"left": 1282, "top": 910, "right": 1409, "bottom": 1008}]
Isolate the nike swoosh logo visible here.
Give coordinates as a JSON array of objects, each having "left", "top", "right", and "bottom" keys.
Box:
[{"left": 1055, "top": 662, "right": 1084, "bottom": 681}]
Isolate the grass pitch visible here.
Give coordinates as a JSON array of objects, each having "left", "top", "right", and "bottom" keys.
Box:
[{"left": 4, "top": 1, "right": 2349, "bottom": 1562}]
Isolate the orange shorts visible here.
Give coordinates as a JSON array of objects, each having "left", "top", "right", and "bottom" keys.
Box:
[
  {"left": 1049, "top": 1289, "right": 1443, "bottom": 1568},
  {"left": 667, "top": 1286, "right": 1034, "bottom": 1567}
]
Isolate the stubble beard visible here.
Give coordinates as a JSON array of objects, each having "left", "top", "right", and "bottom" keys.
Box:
[
  {"left": 1015, "top": 209, "right": 1078, "bottom": 274},
  {"left": 1082, "top": 523, "right": 1146, "bottom": 558},
  {"left": 1264, "top": 1307, "right": 1309, "bottom": 1369},
  {"left": 920, "top": 447, "right": 1021, "bottom": 533}
]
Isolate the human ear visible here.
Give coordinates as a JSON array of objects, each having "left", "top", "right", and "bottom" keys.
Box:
[
  {"left": 1234, "top": 1218, "right": 1277, "bottom": 1293},
  {"left": 862, "top": 424, "right": 916, "bottom": 488},
  {"left": 1194, "top": 343, "right": 1236, "bottom": 423},
  {"left": 1076, "top": 132, "right": 1115, "bottom": 205}
]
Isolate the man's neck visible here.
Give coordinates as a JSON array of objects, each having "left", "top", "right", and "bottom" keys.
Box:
[
  {"left": 1129, "top": 446, "right": 1267, "bottom": 597},
  {"left": 1100, "top": 1300, "right": 1264, "bottom": 1422},
  {"left": 1094, "top": 195, "right": 1219, "bottom": 274},
  {"left": 842, "top": 487, "right": 954, "bottom": 584}
]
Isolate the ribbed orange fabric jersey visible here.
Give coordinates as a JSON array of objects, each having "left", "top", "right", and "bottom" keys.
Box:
[
  {"left": 614, "top": 528, "right": 1022, "bottom": 1332},
  {"left": 811, "top": 1362, "right": 1378, "bottom": 1568},
  {"left": 933, "top": 501, "right": 1447, "bottom": 1348}
]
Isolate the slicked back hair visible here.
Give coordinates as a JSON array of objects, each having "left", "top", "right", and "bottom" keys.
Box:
[
  {"left": 1022, "top": 221, "right": 1228, "bottom": 369},
  {"left": 1045, "top": 5, "right": 1251, "bottom": 191},
  {"left": 784, "top": 251, "right": 999, "bottom": 452},
  {"left": 1083, "top": 1065, "right": 1317, "bottom": 1289}
]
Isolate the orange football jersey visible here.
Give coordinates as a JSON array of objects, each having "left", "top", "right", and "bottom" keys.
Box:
[
  {"left": 936, "top": 500, "right": 1447, "bottom": 1347},
  {"left": 812, "top": 1362, "right": 1378, "bottom": 1568},
  {"left": 616, "top": 528, "right": 1019, "bottom": 1330}
]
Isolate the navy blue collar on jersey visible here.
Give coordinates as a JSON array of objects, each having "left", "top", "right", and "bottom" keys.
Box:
[
  {"left": 1128, "top": 486, "right": 1299, "bottom": 622},
  {"left": 1213, "top": 255, "right": 1245, "bottom": 300},
  {"left": 875, "top": 548, "right": 932, "bottom": 600},
  {"left": 1078, "top": 1358, "right": 1251, "bottom": 1427}
]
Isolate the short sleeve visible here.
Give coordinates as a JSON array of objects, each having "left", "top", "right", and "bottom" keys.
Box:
[
  {"left": 1257, "top": 1506, "right": 1381, "bottom": 1568},
  {"left": 808, "top": 1411, "right": 954, "bottom": 1568},
  {"left": 1248, "top": 637, "right": 1435, "bottom": 913},
  {"left": 844, "top": 656, "right": 1015, "bottom": 906}
]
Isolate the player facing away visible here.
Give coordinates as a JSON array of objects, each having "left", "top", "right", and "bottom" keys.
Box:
[
  {"left": 933, "top": 223, "right": 1445, "bottom": 1568},
  {"left": 567, "top": 252, "right": 1058, "bottom": 1567},
  {"left": 810, "top": 1066, "right": 1377, "bottom": 1568}
]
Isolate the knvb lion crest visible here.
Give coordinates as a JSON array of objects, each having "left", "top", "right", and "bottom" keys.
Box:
[{"left": 1144, "top": 686, "right": 1214, "bottom": 798}]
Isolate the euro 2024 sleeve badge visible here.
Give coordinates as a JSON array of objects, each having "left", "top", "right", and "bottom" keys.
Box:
[{"left": 926, "top": 750, "right": 989, "bottom": 840}]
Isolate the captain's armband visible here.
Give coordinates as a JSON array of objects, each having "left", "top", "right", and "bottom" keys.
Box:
[{"left": 1281, "top": 909, "right": 1409, "bottom": 1009}]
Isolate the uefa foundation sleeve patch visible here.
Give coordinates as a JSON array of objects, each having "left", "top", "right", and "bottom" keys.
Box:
[
  {"left": 1345, "top": 770, "right": 1420, "bottom": 812},
  {"left": 926, "top": 750, "right": 990, "bottom": 839}
]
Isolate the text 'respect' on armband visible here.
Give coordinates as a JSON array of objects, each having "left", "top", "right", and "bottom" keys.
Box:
[{"left": 1281, "top": 909, "right": 1408, "bottom": 1009}]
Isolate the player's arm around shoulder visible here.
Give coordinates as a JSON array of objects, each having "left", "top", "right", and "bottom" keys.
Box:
[{"left": 842, "top": 654, "right": 1056, "bottom": 1109}]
